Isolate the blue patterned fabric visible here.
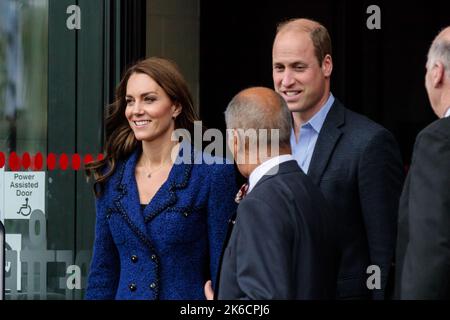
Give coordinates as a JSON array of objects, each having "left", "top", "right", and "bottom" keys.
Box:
[{"left": 86, "top": 144, "right": 238, "bottom": 300}]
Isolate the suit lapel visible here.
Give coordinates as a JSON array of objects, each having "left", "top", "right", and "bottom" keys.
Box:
[{"left": 308, "top": 100, "right": 345, "bottom": 185}]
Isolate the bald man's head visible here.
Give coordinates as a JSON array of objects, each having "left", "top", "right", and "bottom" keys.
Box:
[
  {"left": 224, "top": 87, "right": 292, "bottom": 149},
  {"left": 426, "top": 26, "right": 450, "bottom": 117},
  {"left": 233, "top": 87, "right": 286, "bottom": 117},
  {"left": 427, "top": 26, "right": 450, "bottom": 70},
  {"left": 435, "top": 26, "right": 450, "bottom": 42}
]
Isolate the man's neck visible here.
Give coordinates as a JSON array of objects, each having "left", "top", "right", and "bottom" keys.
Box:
[{"left": 291, "top": 92, "right": 330, "bottom": 141}]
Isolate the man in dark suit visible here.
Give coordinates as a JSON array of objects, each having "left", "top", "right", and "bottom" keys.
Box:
[
  {"left": 395, "top": 26, "right": 450, "bottom": 299},
  {"left": 205, "top": 87, "right": 337, "bottom": 299},
  {"left": 272, "top": 18, "right": 405, "bottom": 299}
]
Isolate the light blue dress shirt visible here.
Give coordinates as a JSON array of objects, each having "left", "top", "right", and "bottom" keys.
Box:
[{"left": 290, "top": 93, "right": 335, "bottom": 173}]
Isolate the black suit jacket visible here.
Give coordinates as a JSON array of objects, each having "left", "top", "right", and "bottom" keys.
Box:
[
  {"left": 217, "top": 160, "right": 338, "bottom": 300},
  {"left": 308, "top": 99, "right": 404, "bottom": 299},
  {"left": 395, "top": 116, "right": 450, "bottom": 299}
]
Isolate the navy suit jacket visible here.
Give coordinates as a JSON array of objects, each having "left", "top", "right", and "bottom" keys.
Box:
[
  {"left": 308, "top": 99, "right": 404, "bottom": 299},
  {"left": 395, "top": 116, "right": 450, "bottom": 299},
  {"left": 86, "top": 145, "right": 238, "bottom": 300},
  {"left": 217, "top": 160, "right": 338, "bottom": 299}
]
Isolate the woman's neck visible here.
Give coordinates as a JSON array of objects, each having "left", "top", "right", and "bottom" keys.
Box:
[{"left": 141, "top": 141, "right": 179, "bottom": 168}]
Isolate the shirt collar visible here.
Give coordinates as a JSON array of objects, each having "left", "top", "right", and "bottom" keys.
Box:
[
  {"left": 248, "top": 155, "right": 294, "bottom": 193},
  {"left": 445, "top": 107, "right": 450, "bottom": 118},
  {"left": 300, "top": 93, "right": 335, "bottom": 133}
]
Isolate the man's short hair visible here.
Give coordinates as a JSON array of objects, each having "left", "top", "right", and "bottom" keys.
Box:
[
  {"left": 428, "top": 34, "right": 450, "bottom": 77},
  {"left": 277, "top": 18, "right": 332, "bottom": 67}
]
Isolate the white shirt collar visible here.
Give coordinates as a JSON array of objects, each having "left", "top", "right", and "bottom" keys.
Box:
[
  {"left": 248, "top": 155, "right": 295, "bottom": 193},
  {"left": 445, "top": 107, "right": 450, "bottom": 118}
]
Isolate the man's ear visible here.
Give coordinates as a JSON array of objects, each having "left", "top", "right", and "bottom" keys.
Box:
[
  {"left": 431, "top": 61, "right": 445, "bottom": 88},
  {"left": 322, "top": 54, "right": 333, "bottom": 78}
]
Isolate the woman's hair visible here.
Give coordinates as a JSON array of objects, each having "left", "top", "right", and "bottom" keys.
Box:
[{"left": 86, "top": 57, "right": 199, "bottom": 196}]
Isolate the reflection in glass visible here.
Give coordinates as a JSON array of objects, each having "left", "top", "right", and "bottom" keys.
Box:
[
  {"left": 0, "top": 0, "right": 47, "bottom": 155},
  {"left": 0, "top": 0, "right": 49, "bottom": 300}
]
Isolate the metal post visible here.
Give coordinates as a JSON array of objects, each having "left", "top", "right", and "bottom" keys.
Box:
[{"left": 0, "top": 221, "right": 5, "bottom": 300}]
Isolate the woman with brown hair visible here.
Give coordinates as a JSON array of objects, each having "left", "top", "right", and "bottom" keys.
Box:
[{"left": 85, "top": 57, "right": 237, "bottom": 300}]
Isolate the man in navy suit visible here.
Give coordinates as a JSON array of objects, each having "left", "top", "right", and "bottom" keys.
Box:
[
  {"left": 272, "top": 18, "right": 405, "bottom": 299},
  {"left": 395, "top": 26, "right": 450, "bottom": 299},
  {"left": 205, "top": 87, "right": 337, "bottom": 299}
]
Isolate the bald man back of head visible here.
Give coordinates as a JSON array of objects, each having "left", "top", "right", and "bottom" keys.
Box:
[
  {"left": 224, "top": 87, "right": 292, "bottom": 150},
  {"left": 426, "top": 26, "right": 450, "bottom": 118}
]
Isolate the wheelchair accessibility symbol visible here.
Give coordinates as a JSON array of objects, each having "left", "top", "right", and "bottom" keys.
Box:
[{"left": 17, "top": 198, "right": 32, "bottom": 217}]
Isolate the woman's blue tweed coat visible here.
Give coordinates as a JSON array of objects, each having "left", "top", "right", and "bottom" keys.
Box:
[{"left": 86, "top": 145, "right": 237, "bottom": 300}]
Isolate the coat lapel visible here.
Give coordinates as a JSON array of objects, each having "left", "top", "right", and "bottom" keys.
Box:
[
  {"left": 114, "top": 149, "right": 149, "bottom": 241},
  {"left": 113, "top": 143, "right": 196, "bottom": 241},
  {"left": 142, "top": 144, "right": 194, "bottom": 223},
  {"left": 308, "top": 100, "right": 345, "bottom": 185}
]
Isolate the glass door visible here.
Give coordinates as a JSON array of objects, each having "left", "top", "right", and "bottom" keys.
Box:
[{"left": 1, "top": 0, "right": 105, "bottom": 300}]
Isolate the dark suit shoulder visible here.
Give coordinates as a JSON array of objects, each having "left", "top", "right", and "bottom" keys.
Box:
[
  {"left": 417, "top": 117, "right": 450, "bottom": 140},
  {"left": 244, "top": 177, "right": 294, "bottom": 209},
  {"left": 244, "top": 163, "right": 328, "bottom": 226},
  {"left": 343, "top": 106, "right": 392, "bottom": 138},
  {"left": 329, "top": 100, "right": 396, "bottom": 148},
  {"left": 411, "top": 117, "right": 450, "bottom": 166},
  {"left": 247, "top": 163, "right": 311, "bottom": 202}
]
